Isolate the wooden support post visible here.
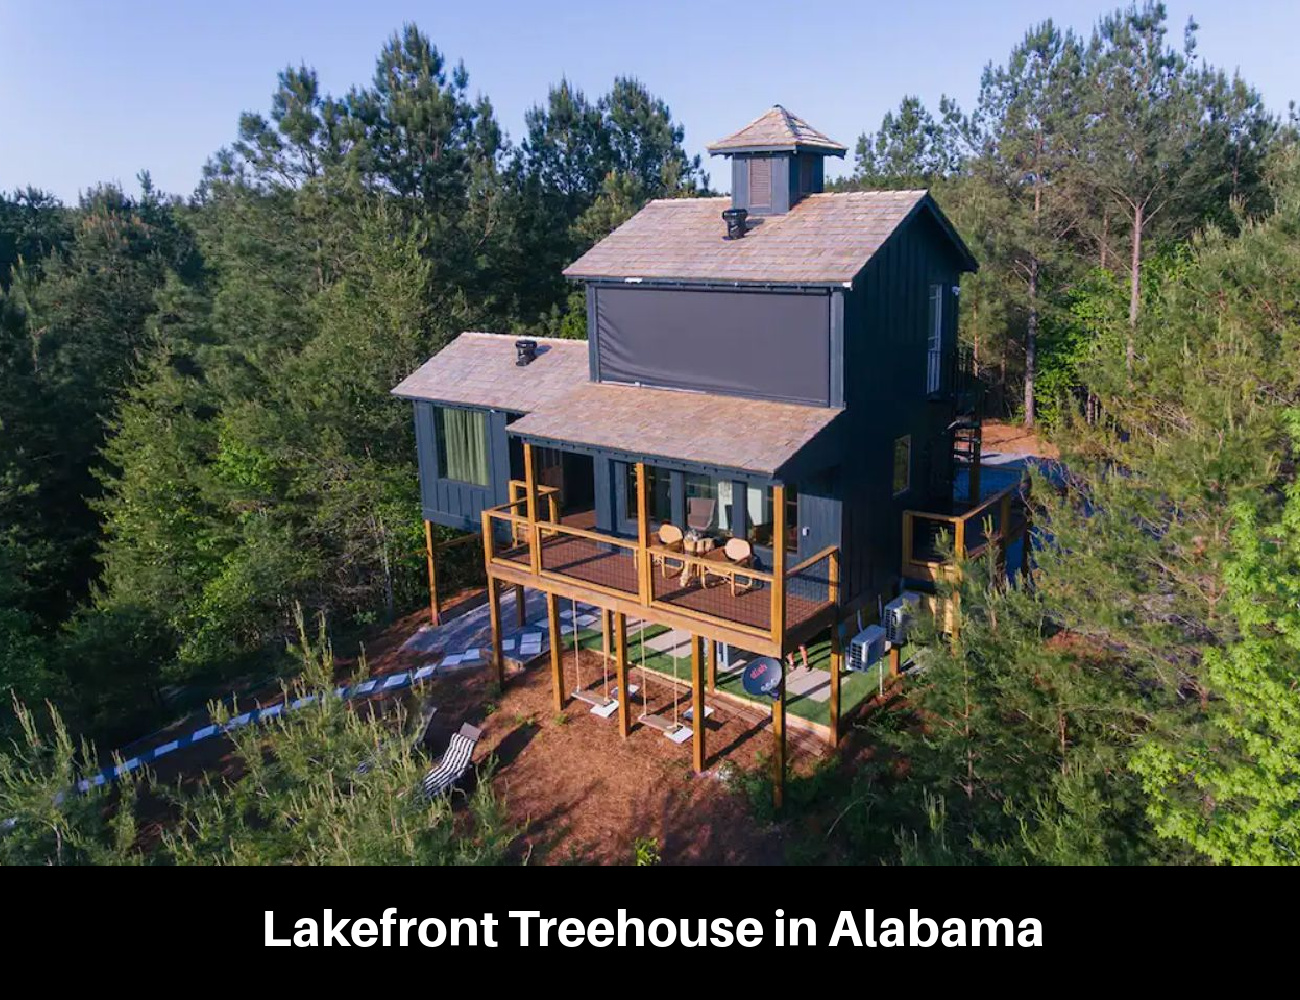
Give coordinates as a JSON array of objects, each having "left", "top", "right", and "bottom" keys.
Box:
[
  {"left": 690, "top": 634, "right": 706, "bottom": 773},
  {"left": 635, "top": 462, "right": 651, "bottom": 605},
  {"left": 770, "top": 484, "right": 788, "bottom": 652},
  {"left": 705, "top": 638, "right": 716, "bottom": 694},
  {"left": 829, "top": 629, "right": 843, "bottom": 747},
  {"left": 487, "top": 579, "right": 504, "bottom": 688},
  {"left": 424, "top": 520, "right": 440, "bottom": 626},
  {"left": 828, "top": 549, "right": 841, "bottom": 747},
  {"left": 514, "top": 584, "right": 526, "bottom": 628},
  {"left": 546, "top": 590, "right": 564, "bottom": 713},
  {"left": 615, "top": 612, "right": 630, "bottom": 739},
  {"left": 970, "top": 461, "right": 982, "bottom": 506},
  {"left": 889, "top": 645, "right": 902, "bottom": 678},
  {"left": 772, "top": 675, "right": 786, "bottom": 811}
]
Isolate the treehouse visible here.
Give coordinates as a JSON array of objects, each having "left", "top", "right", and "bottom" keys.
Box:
[{"left": 392, "top": 106, "right": 1027, "bottom": 802}]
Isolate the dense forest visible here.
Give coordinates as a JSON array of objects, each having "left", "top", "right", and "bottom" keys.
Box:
[{"left": 3, "top": 4, "right": 1299, "bottom": 864}]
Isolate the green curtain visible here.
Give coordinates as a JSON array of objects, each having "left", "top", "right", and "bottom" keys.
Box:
[{"left": 438, "top": 407, "right": 490, "bottom": 486}]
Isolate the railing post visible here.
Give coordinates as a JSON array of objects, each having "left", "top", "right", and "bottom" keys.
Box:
[
  {"left": 635, "top": 462, "right": 651, "bottom": 606},
  {"left": 770, "top": 484, "right": 787, "bottom": 653},
  {"left": 523, "top": 442, "right": 541, "bottom": 576}
]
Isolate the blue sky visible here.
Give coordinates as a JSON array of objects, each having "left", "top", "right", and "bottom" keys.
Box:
[{"left": 2, "top": 0, "right": 1296, "bottom": 202}]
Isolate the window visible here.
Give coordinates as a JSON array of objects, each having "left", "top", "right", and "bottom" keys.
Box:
[
  {"left": 748, "top": 157, "right": 772, "bottom": 210},
  {"left": 927, "top": 284, "right": 943, "bottom": 394},
  {"left": 625, "top": 463, "right": 671, "bottom": 526},
  {"left": 434, "top": 406, "right": 490, "bottom": 486},
  {"left": 745, "top": 485, "right": 798, "bottom": 553},
  {"left": 799, "top": 155, "right": 814, "bottom": 194},
  {"left": 893, "top": 435, "right": 911, "bottom": 496}
]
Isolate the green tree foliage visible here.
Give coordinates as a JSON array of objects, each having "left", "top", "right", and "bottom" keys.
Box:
[{"left": 164, "top": 614, "right": 513, "bottom": 865}]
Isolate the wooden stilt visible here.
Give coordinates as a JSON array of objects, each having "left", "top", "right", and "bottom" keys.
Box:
[
  {"left": 424, "top": 520, "right": 440, "bottom": 626},
  {"left": 615, "top": 612, "right": 630, "bottom": 739},
  {"left": 690, "top": 634, "right": 706, "bottom": 773},
  {"left": 487, "top": 578, "right": 504, "bottom": 687},
  {"left": 889, "top": 645, "right": 902, "bottom": 678},
  {"left": 514, "top": 584, "right": 527, "bottom": 628},
  {"left": 772, "top": 675, "right": 786, "bottom": 810},
  {"left": 828, "top": 550, "right": 841, "bottom": 748},
  {"left": 705, "top": 638, "right": 716, "bottom": 693},
  {"left": 829, "top": 629, "right": 843, "bottom": 747},
  {"left": 546, "top": 590, "right": 564, "bottom": 713}
]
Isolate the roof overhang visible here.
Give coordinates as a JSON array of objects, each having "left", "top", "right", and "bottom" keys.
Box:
[{"left": 506, "top": 381, "right": 843, "bottom": 479}]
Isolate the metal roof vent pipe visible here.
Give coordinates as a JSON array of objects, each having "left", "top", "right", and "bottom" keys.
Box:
[
  {"left": 722, "top": 207, "right": 748, "bottom": 240},
  {"left": 515, "top": 338, "right": 538, "bottom": 366}
]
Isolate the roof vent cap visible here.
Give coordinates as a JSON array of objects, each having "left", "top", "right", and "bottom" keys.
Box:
[
  {"left": 722, "top": 208, "right": 748, "bottom": 240},
  {"left": 515, "top": 338, "right": 538, "bottom": 366}
]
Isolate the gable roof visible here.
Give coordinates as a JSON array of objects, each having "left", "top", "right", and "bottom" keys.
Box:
[
  {"left": 562, "top": 190, "right": 976, "bottom": 286},
  {"left": 508, "top": 382, "right": 842, "bottom": 477},
  {"left": 707, "top": 105, "right": 848, "bottom": 156},
  {"left": 390, "top": 333, "right": 588, "bottom": 411}
]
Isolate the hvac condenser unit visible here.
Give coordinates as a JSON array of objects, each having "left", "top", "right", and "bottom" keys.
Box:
[
  {"left": 847, "top": 625, "right": 887, "bottom": 673},
  {"left": 883, "top": 591, "right": 922, "bottom": 646}
]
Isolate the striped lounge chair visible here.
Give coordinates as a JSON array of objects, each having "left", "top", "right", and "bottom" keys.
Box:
[{"left": 421, "top": 723, "right": 482, "bottom": 798}]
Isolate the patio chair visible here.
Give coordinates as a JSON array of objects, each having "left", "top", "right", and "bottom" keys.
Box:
[
  {"left": 420, "top": 722, "right": 482, "bottom": 798},
  {"left": 652, "top": 523, "right": 686, "bottom": 579},
  {"left": 686, "top": 497, "right": 716, "bottom": 532},
  {"left": 702, "top": 537, "right": 760, "bottom": 597}
]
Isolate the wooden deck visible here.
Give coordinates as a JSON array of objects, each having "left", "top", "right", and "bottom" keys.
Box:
[{"left": 499, "top": 533, "right": 828, "bottom": 636}]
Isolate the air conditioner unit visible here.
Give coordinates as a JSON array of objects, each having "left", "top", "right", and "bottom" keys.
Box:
[
  {"left": 847, "top": 625, "right": 887, "bottom": 673},
  {"left": 883, "top": 591, "right": 922, "bottom": 647}
]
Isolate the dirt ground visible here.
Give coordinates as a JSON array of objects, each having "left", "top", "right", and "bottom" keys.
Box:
[
  {"left": 130, "top": 609, "right": 826, "bottom": 865},
  {"left": 982, "top": 418, "right": 1059, "bottom": 459}
]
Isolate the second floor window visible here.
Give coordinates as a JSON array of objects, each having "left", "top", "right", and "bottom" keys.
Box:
[
  {"left": 749, "top": 157, "right": 772, "bottom": 211},
  {"left": 435, "top": 406, "right": 490, "bottom": 486},
  {"left": 927, "top": 284, "right": 943, "bottom": 395}
]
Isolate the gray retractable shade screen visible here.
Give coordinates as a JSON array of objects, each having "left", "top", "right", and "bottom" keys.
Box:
[{"left": 594, "top": 286, "right": 831, "bottom": 405}]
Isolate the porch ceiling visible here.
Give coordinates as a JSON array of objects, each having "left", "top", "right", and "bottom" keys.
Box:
[{"left": 507, "top": 381, "right": 842, "bottom": 477}]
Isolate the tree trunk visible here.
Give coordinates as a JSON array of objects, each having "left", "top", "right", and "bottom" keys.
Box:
[
  {"left": 1127, "top": 203, "right": 1144, "bottom": 373},
  {"left": 1025, "top": 256, "right": 1038, "bottom": 429}
]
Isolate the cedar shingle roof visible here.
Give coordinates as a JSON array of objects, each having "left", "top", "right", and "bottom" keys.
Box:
[
  {"left": 563, "top": 190, "right": 937, "bottom": 285},
  {"left": 508, "top": 382, "right": 842, "bottom": 477},
  {"left": 390, "top": 333, "right": 588, "bottom": 411},
  {"left": 707, "top": 105, "right": 847, "bottom": 155}
]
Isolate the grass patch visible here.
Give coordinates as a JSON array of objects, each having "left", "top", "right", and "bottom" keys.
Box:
[{"left": 563, "top": 624, "right": 887, "bottom": 725}]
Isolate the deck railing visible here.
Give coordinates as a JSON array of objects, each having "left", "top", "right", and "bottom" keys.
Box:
[
  {"left": 480, "top": 452, "right": 839, "bottom": 651},
  {"left": 902, "top": 473, "right": 1029, "bottom": 584}
]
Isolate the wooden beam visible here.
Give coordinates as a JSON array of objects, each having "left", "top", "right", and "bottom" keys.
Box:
[
  {"left": 487, "top": 579, "right": 504, "bottom": 688},
  {"left": 827, "top": 548, "right": 841, "bottom": 747},
  {"left": 770, "top": 484, "right": 788, "bottom": 654},
  {"left": 523, "top": 442, "right": 542, "bottom": 576},
  {"left": 546, "top": 590, "right": 564, "bottom": 713},
  {"left": 614, "top": 612, "right": 630, "bottom": 739},
  {"left": 705, "top": 638, "right": 716, "bottom": 694},
  {"left": 429, "top": 532, "right": 442, "bottom": 618},
  {"left": 690, "top": 633, "right": 706, "bottom": 773},
  {"left": 889, "top": 645, "right": 901, "bottom": 678},
  {"left": 486, "top": 559, "right": 783, "bottom": 657},
  {"left": 635, "top": 462, "right": 651, "bottom": 605},
  {"left": 772, "top": 674, "right": 786, "bottom": 811}
]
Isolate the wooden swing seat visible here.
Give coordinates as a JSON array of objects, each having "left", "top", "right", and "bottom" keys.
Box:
[
  {"left": 572, "top": 689, "right": 614, "bottom": 709},
  {"left": 638, "top": 712, "right": 683, "bottom": 734}
]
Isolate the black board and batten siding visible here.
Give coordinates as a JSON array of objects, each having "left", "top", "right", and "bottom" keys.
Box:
[
  {"left": 413, "top": 401, "right": 513, "bottom": 531},
  {"left": 837, "top": 209, "right": 964, "bottom": 609}
]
